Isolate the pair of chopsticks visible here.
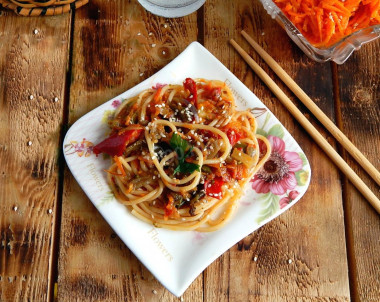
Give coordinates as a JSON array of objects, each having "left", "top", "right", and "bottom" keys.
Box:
[{"left": 230, "top": 30, "right": 380, "bottom": 214}]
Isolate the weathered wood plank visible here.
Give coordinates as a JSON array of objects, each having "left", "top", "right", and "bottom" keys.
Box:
[
  {"left": 203, "top": 0, "right": 350, "bottom": 301},
  {"left": 57, "top": 1, "right": 200, "bottom": 301},
  {"left": 0, "top": 9, "right": 71, "bottom": 302},
  {"left": 336, "top": 40, "right": 380, "bottom": 302}
]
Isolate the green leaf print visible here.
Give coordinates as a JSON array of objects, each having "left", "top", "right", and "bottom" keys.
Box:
[
  {"left": 295, "top": 170, "right": 309, "bottom": 186},
  {"left": 268, "top": 124, "right": 284, "bottom": 139},
  {"left": 256, "top": 193, "right": 280, "bottom": 224},
  {"left": 299, "top": 152, "right": 308, "bottom": 167},
  {"left": 256, "top": 128, "right": 268, "bottom": 137},
  {"left": 96, "top": 191, "right": 115, "bottom": 208}
]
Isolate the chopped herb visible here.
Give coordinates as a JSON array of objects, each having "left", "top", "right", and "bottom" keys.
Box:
[
  {"left": 170, "top": 132, "right": 200, "bottom": 174},
  {"left": 170, "top": 132, "right": 188, "bottom": 157}
]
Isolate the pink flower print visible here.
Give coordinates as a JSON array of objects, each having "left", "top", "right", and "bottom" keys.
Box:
[
  {"left": 65, "top": 138, "right": 94, "bottom": 157},
  {"left": 279, "top": 190, "right": 300, "bottom": 209},
  {"left": 112, "top": 100, "right": 121, "bottom": 108},
  {"left": 152, "top": 83, "right": 167, "bottom": 90},
  {"left": 279, "top": 197, "right": 291, "bottom": 209},
  {"left": 288, "top": 190, "right": 299, "bottom": 200},
  {"left": 251, "top": 135, "right": 303, "bottom": 195},
  {"left": 192, "top": 231, "right": 206, "bottom": 245}
]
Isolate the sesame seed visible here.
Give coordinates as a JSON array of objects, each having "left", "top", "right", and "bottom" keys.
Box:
[
  {"left": 137, "top": 32, "right": 141, "bottom": 36},
  {"left": 164, "top": 24, "right": 168, "bottom": 28},
  {"left": 254, "top": 256, "right": 258, "bottom": 261},
  {"left": 153, "top": 176, "right": 156, "bottom": 179},
  {"left": 27, "top": 141, "right": 32, "bottom": 146},
  {"left": 162, "top": 51, "right": 166, "bottom": 55},
  {"left": 145, "top": 126, "right": 149, "bottom": 130},
  {"left": 54, "top": 97, "right": 59, "bottom": 102},
  {"left": 33, "top": 29, "right": 39, "bottom": 34},
  {"left": 48, "top": 209, "right": 53, "bottom": 214},
  {"left": 29, "top": 95, "right": 34, "bottom": 100},
  {"left": 152, "top": 289, "right": 157, "bottom": 294},
  {"left": 139, "top": 72, "right": 144, "bottom": 76},
  {"left": 149, "top": 32, "right": 153, "bottom": 36},
  {"left": 288, "top": 259, "right": 292, "bottom": 264},
  {"left": 13, "top": 206, "right": 18, "bottom": 211},
  {"left": 151, "top": 44, "right": 156, "bottom": 48}
]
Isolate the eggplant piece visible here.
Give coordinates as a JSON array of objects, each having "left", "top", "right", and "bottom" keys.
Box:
[
  {"left": 170, "top": 98, "right": 199, "bottom": 123},
  {"left": 189, "top": 185, "right": 206, "bottom": 216},
  {"left": 124, "top": 140, "right": 146, "bottom": 156},
  {"left": 154, "top": 142, "right": 172, "bottom": 161},
  {"left": 173, "top": 193, "right": 185, "bottom": 208}
]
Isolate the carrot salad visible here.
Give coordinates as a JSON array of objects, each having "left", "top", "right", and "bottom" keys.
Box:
[{"left": 273, "top": 0, "right": 380, "bottom": 47}]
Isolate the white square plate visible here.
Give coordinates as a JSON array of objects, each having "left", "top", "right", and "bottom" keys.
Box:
[{"left": 63, "top": 42, "right": 311, "bottom": 297}]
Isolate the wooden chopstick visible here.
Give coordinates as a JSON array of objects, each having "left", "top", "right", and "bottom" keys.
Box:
[
  {"left": 241, "top": 30, "right": 380, "bottom": 187},
  {"left": 229, "top": 38, "right": 380, "bottom": 214}
]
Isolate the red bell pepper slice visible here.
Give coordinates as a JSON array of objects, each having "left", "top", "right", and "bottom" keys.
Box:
[
  {"left": 93, "top": 129, "right": 143, "bottom": 157},
  {"left": 225, "top": 127, "right": 243, "bottom": 146},
  {"left": 204, "top": 177, "right": 225, "bottom": 200},
  {"left": 205, "top": 87, "right": 221, "bottom": 102},
  {"left": 183, "top": 78, "right": 198, "bottom": 108}
]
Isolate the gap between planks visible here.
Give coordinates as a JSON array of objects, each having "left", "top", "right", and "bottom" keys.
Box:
[
  {"left": 47, "top": 10, "right": 76, "bottom": 302},
  {"left": 331, "top": 61, "right": 357, "bottom": 302}
]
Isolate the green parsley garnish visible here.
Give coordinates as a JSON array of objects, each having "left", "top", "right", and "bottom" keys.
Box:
[{"left": 170, "top": 132, "right": 200, "bottom": 174}]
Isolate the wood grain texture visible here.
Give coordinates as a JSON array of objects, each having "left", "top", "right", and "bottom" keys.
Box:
[
  {"left": 0, "top": 10, "right": 71, "bottom": 302},
  {"left": 57, "top": 1, "right": 200, "bottom": 301},
  {"left": 203, "top": 0, "right": 350, "bottom": 301},
  {"left": 335, "top": 40, "right": 380, "bottom": 302}
]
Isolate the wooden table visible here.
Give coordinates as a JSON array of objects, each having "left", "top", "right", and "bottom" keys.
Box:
[{"left": 0, "top": 1, "right": 379, "bottom": 301}]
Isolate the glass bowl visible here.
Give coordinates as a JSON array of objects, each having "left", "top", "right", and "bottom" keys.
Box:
[
  {"left": 138, "top": 0, "right": 205, "bottom": 18},
  {"left": 258, "top": 0, "right": 380, "bottom": 64}
]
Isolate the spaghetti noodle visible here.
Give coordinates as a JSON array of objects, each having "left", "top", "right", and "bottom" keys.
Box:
[{"left": 94, "top": 78, "right": 271, "bottom": 231}]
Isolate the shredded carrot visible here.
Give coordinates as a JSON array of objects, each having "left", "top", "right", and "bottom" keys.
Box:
[
  {"left": 113, "top": 156, "right": 126, "bottom": 177},
  {"left": 274, "top": 0, "right": 380, "bottom": 47},
  {"left": 153, "top": 87, "right": 163, "bottom": 102}
]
